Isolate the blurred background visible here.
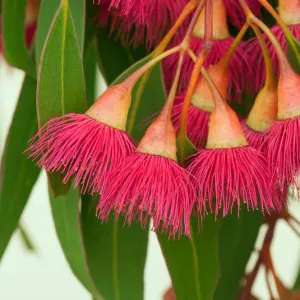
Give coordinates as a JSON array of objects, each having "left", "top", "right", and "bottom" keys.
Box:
[{"left": 1, "top": 61, "right": 300, "bottom": 300}]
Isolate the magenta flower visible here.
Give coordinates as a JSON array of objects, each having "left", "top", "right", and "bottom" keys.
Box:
[
  {"left": 188, "top": 89, "right": 280, "bottom": 217},
  {"left": 267, "top": 66, "right": 300, "bottom": 194},
  {"left": 95, "top": 0, "right": 189, "bottom": 48},
  {"left": 267, "top": 118, "right": 300, "bottom": 194},
  {"left": 98, "top": 114, "right": 196, "bottom": 238},
  {"left": 25, "top": 84, "right": 135, "bottom": 194}
]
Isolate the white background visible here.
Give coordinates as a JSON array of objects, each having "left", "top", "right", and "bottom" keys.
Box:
[{"left": 0, "top": 62, "right": 300, "bottom": 300}]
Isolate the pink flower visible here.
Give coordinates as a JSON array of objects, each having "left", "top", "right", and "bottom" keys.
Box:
[
  {"left": 94, "top": 0, "right": 189, "bottom": 48},
  {"left": 25, "top": 84, "right": 135, "bottom": 194},
  {"left": 188, "top": 147, "right": 277, "bottom": 216},
  {"left": 267, "top": 67, "right": 300, "bottom": 194},
  {"left": 98, "top": 114, "right": 196, "bottom": 238},
  {"left": 188, "top": 87, "right": 280, "bottom": 217},
  {"left": 267, "top": 118, "right": 300, "bottom": 194}
]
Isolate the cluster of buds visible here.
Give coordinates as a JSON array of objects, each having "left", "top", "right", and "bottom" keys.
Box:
[{"left": 25, "top": 0, "right": 300, "bottom": 239}]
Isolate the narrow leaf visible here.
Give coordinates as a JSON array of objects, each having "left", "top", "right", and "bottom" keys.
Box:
[
  {"left": 49, "top": 188, "right": 101, "bottom": 299},
  {"left": 214, "top": 210, "right": 263, "bottom": 300},
  {"left": 36, "top": 0, "right": 85, "bottom": 65},
  {"left": 36, "top": 0, "right": 61, "bottom": 65},
  {"left": 96, "top": 29, "right": 134, "bottom": 85},
  {"left": 158, "top": 215, "right": 220, "bottom": 300},
  {"left": 37, "top": 0, "right": 86, "bottom": 196},
  {"left": 68, "top": 0, "right": 85, "bottom": 55},
  {"left": 2, "top": 0, "right": 35, "bottom": 76},
  {"left": 81, "top": 195, "right": 148, "bottom": 300},
  {"left": 0, "top": 75, "right": 40, "bottom": 261},
  {"left": 84, "top": 39, "right": 97, "bottom": 107}
]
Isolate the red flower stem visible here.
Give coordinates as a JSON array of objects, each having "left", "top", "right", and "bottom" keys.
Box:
[
  {"left": 187, "top": 22, "right": 249, "bottom": 76},
  {"left": 178, "top": 44, "right": 211, "bottom": 158},
  {"left": 161, "top": 53, "right": 185, "bottom": 119},
  {"left": 239, "top": 220, "right": 277, "bottom": 300},
  {"left": 288, "top": 213, "right": 300, "bottom": 227},
  {"left": 251, "top": 24, "right": 276, "bottom": 89},
  {"left": 204, "top": 0, "right": 213, "bottom": 42},
  {"left": 256, "top": 0, "right": 300, "bottom": 64},
  {"left": 222, "top": 22, "right": 249, "bottom": 69},
  {"left": 265, "top": 267, "right": 276, "bottom": 300},
  {"left": 286, "top": 220, "right": 300, "bottom": 238},
  {"left": 155, "top": 0, "right": 202, "bottom": 55},
  {"left": 265, "top": 247, "right": 294, "bottom": 299}
]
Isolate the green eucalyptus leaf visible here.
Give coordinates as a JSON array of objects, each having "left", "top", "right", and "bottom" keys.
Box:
[
  {"left": 37, "top": 0, "right": 86, "bottom": 196},
  {"left": 0, "top": 75, "right": 40, "bottom": 261},
  {"left": 2, "top": 0, "right": 35, "bottom": 76},
  {"left": 214, "top": 210, "right": 263, "bottom": 300},
  {"left": 84, "top": 39, "right": 98, "bottom": 107},
  {"left": 68, "top": 0, "right": 85, "bottom": 54},
  {"left": 36, "top": 0, "right": 85, "bottom": 65},
  {"left": 96, "top": 28, "right": 146, "bottom": 85},
  {"left": 36, "top": 0, "right": 61, "bottom": 65},
  {"left": 96, "top": 29, "right": 134, "bottom": 85},
  {"left": 158, "top": 215, "right": 220, "bottom": 300},
  {"left": 49, "top": 188, "right": 101, "bottom": 299},
  {"left": 81, "top": 195, "right": 148, "bottom": 300}
]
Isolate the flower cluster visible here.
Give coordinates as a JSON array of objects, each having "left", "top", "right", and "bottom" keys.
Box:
[{"left": 25, "top": 0, "right": 300, "bottom": 239}]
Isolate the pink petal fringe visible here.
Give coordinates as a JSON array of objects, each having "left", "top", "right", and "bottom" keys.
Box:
[
  {"left": 97, "top": 153, "right": 196, "bottom": 238},
  {"left": 172, "top": 95, "right": 210, "bottom": 149},
  {"left": 25, "top": 113, "right": 135, "bottom": 194},
  {"left": 267, "top": 118, "right": 300, "bottom": 194},
  {"left": 163, "top": 37, "right": 249, "bottom": 102},
  {"left": 188, "top": 147, "right": 281, "bottom": 217},
  {"left": 95, "top": 0, "right": 188, "bottom": 49}
]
